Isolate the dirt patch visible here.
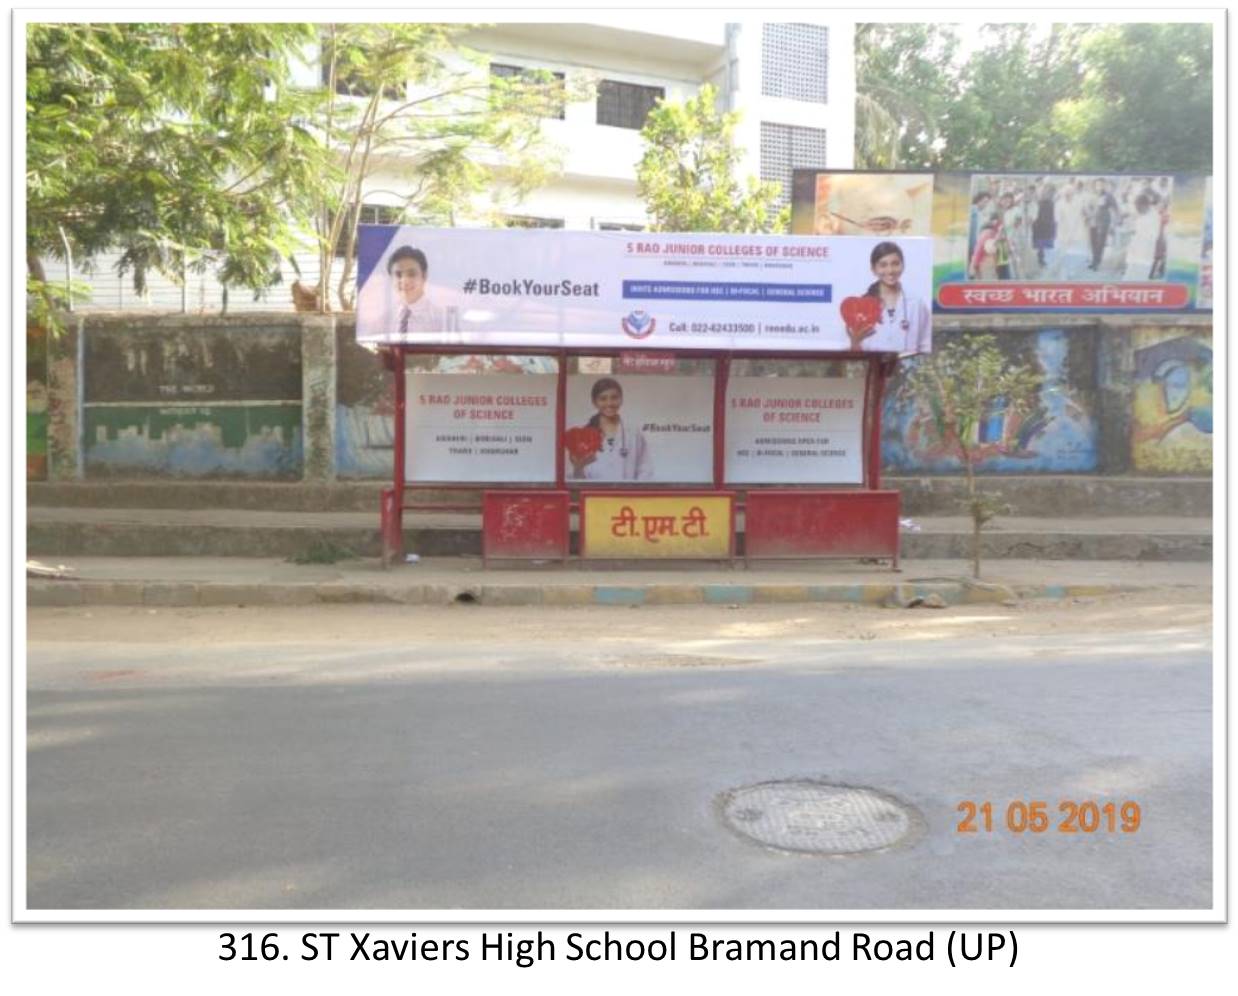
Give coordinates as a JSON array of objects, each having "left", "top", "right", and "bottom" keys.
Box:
[{"left": 27, "top": 586, "right": 1211, "bottom": 650}]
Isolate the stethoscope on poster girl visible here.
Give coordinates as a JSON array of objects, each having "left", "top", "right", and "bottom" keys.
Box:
[
  {"left": 869, "top": 242, "right": 911, "bottom": 332},
  {"left": 571, "top": 378, "right": 631, "bottom": 477},
  {"left": 601, "top": 425, "right": 631, "bottom": 460}
]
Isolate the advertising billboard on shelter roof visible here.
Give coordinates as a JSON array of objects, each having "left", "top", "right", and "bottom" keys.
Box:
[{"left": 355, "top": 226, "right": 933, "bottom": 355}]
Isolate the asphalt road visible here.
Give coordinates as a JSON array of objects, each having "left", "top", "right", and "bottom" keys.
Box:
[{"left": 25, "top": 598, "right": 1213, "bottom": 911}]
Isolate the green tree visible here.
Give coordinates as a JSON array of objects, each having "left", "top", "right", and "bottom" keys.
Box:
[
  {"left": 636, "top": 83, "right": 787, "bottom": 233},
  {"left": 26, "top": 23, "right": 327, "bottom": 314},
  {"left": 901, "top": 335, "right": 1043, "bottom": 579},
  {"left": 314, "top": 23, "right": 585, "bottom": 311},
  {"left": 935, "top": 24, "right": 1089, "bottom": 170},
  {"left": 856, "top": 21, "right": 1211, "bottom": 172},
  {"left": 1053, "top": 23, "right": 1212, "bottom": 171},
  {"left": 855, "top": 23, "right": 962, "bottom": 169}
]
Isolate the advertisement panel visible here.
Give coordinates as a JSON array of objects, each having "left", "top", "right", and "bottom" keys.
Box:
[
  {"left": 791, "top": 170, "right": 934, "bottom": 237},
  {"left": 404, "top": 372, "right": 557, "bottom": 483},
  {"left": 792, "top": 170, "right": 1212, "bottom": 313},
  {"left": 724, "top": 376, "right": 866, "bottom": 484},
  {"left": 564, "top": 373, "right": 714, "bottom": 484},
  {"left": 356, "top": 227, "right": 933, "bottom": 354}
]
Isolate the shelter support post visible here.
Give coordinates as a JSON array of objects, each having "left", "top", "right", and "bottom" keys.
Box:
[{"left": 381, "top": 347, "right": 407, "bottom": 567}]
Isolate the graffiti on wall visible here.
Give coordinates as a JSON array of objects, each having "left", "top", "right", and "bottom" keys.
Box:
[
  {"left": 27, "top": 324, "right": 48, "bottom": 480},
  {"left": 882, "top": 328, "right": 1099, "bottom": 474},
  {"left": 1131, "top": 329, "right": 1212, "bottom": 473},
  {"left": 85, "top": 326, "right": 302, "bottom": 403},
  {"left": 84, "top": 405, "right": 303, "bottom": 477}
]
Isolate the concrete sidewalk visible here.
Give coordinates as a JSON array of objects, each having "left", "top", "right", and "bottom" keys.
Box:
[
  {"left": 27, "top": 505, "right": 1213, "bottom": 561},
  {"left": 25, "top": 555, "right": 1213, "bottom": 609}
]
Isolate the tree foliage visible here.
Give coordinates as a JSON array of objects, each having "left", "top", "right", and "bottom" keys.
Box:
[
  {"left": 27, "top": 23, "right": 327, "bottom": 306},
  {"left": 936, "top": 24, "right": 1089, "bottom": 171},
  {"left": 901, "top": 335, "right": 1043, "bottom": 578},
  {"left": 27, "top": 22, "right": 583, "bottom": 316},
  {"left": 1054, "top": 23, "right": 1213, "bottom": 171},
  {"left": 854, "top": 23, "right": 962, "bottom": 170},
  {"left": 314, "top": 23, "right": 583, "bottom": 311},
  {"left": 856, "top": 22, "right": 1212, "bottom": 172},
  {"left": 637, "top": 84, "right": 787, "bottom": 233}
]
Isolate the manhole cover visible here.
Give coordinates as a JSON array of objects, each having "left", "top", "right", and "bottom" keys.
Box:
[{"left": 720, "top": 781, "right": 917, "bottom": 855}]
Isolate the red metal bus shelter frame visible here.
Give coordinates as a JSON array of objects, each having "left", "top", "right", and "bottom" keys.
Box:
[{"left": 379, "top": 345, "right": 900, "bottom": 566}]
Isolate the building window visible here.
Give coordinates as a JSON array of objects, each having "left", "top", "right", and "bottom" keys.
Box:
[
  {"left": 760, "top": 122, "right": 827, "bottom": 206},
  {"left": 490, "top": 62, "right": 567, "bottom": 119},
  {"left": 761, "top": 23, "right": 829, "bottom": 104},
  {"left": 320, "top": 42, "right": 403, "bottom": 100},
  {"left": 596, "top": 221, "right": 646, "bottom": 232},
  {"left": 504, "top": 215, "right": 565, "bottom": 229},
  {"left": 596, "top": 79, "right": 664, "bottom": 130},
  {"left": 333, "top": 204, "right": 402, "bottom": 256}
]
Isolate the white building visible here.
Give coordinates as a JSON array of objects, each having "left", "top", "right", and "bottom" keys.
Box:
[{"left": 48, "top": 19, "right": 855, "bottom": 311}]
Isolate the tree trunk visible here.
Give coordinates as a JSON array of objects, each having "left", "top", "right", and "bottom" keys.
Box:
[
  {"left": 964, "top": 456, "right": 981, "bottom": 579},
  {"left": 27, "top": 250, "right": 48, "bottom": 283}
]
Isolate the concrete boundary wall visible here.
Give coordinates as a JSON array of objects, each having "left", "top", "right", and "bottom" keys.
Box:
[{"left": 40, "top": 311, "right": 1212, "bottom": 484}]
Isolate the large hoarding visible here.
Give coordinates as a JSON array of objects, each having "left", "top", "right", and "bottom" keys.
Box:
[
  {"left": 792, "top": 170, "right": 1212, "bottom": 313},
  {"left": 356, "top": 227, "right": 932, "bottom": 355}
]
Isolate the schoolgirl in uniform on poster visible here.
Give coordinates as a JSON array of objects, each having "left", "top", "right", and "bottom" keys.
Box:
[
  {"left": 847, "top": 241, "right": 932, "bottom": 356},
  {"left": 568, "top": 377, "right": 653, "bottom": 481}
]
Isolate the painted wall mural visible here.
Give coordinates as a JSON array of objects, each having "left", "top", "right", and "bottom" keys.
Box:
[
  {"left": 1131, "top": 328, "right": 1212, "bottom": 474},
  {"left": 84, "top": 405, "right": 303, "bottom": 477},
  {"left": 882, "top": 328, "right": 1099, "bottom": 474},
  {"left": 83, "top": 324, "right": 303, "bottom": 477},
  {"left": 85, "top": 326, "right": 302, "bottom": 403},
  {"left": 27, "top": 324, "right": 48, "bottom": 480},
  {"left": 336, "top": 325, "right": 393, "bottom": 478}
]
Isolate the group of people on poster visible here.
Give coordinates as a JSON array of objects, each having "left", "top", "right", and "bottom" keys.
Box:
[{"left": 967, "top": 174, "right": 1174, "bottom": 283}]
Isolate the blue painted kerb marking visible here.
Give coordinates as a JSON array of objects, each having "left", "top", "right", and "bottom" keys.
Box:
[
  {"left": 594, "top": 586, "right": 646, "bottom": 606},
  {"left": 703, "top": 585, "right": 755, "bottom": 604}
]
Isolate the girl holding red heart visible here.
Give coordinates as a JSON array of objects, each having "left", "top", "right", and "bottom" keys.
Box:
[
  {"left": 844, "top": 241, "right": 931, "bottom": 355},
  {"left": 567, "top": 377, "right": 653, "bottom": 481}
]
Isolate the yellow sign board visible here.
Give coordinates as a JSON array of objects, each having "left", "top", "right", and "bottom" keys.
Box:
[{"left": 581, "top": 492, "right": 734, "bottom": 559}]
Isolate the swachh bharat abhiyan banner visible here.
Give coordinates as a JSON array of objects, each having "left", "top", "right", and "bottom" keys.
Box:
[{"left": 354, "top": 226, "right": 933, "bottom": 355}]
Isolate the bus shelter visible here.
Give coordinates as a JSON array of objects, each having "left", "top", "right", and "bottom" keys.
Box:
[
  {"left": 378, "top": 345, "right": 901, "bottom": 568},
  {"left": 356, "top": 225, "right": 933, "bottom": 569}
]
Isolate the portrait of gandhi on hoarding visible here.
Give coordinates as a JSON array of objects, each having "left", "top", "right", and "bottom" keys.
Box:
[{"left": 812, "top": 173, "right": 934, "bottom": 237}]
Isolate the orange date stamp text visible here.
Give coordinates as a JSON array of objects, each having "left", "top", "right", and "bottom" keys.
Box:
[{"left": 956, "top": 800, "right": 1142, "bottom": 834}]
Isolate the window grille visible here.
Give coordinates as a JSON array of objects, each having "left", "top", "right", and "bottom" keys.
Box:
[
  {"left": 504, "top": 216, "right": 566, "bottom": 229},
  {"left": 490, "top": 62, "right": 567, "bottom": 119},
  {"left": 761, "top": 23, "right": 829, "bottom": 104},
  {"left": 320, "top": 43, "right": 403, "bottom": 100},
  {"left": 333, "top": 204, "right": 402, "bottom": 257},
  {"left": 760, "top": 122, "right": 828, "bottom": 206},
  {"left": 596, "top": 79, "right": 665, "bottom": 130}
]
